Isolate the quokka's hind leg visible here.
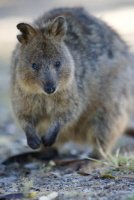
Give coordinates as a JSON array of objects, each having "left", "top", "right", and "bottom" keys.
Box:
[{"left": 87, "top": 106, "right": 129, "bottom": 159}]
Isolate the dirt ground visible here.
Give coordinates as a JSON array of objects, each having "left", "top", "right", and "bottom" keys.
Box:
[{"left": 0, "top": 1, "right": 134, "bottom": 200}]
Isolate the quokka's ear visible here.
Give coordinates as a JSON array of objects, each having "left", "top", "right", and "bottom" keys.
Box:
[
  {"left": 47, "top": 16, "right": 67, "bottom": 40},
  {"left": 16, "top": 23, "right": 37, "bottom": 44}
]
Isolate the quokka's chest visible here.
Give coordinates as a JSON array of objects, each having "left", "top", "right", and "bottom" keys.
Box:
[
  {"left": 28, "top": 96, "right": 67, "bottom": 119},
  {"left": 44, "top": 95, "right": 70, "bottom": 116}
]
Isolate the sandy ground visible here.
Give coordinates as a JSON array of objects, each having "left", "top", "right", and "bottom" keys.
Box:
[{"left": 0, "top": 1, "right": 134, "bottom": 200}]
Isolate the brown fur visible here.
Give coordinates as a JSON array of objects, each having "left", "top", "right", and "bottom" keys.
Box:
[{"left": 11, "top": 7, "right": 134, "bottom": 158}]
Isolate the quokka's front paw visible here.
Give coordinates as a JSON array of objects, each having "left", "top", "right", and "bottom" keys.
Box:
[
  {"left": 42, "top": 123, "right": 60, "bottom": 147},
  {"left": 26, "top": 134, "right": 41, "bottom": 149},
  {"left": 41, "top": 133, "right": 56, "bottom": 146}
]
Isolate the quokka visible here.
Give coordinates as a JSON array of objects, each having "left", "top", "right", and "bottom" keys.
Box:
[{"left": 11, "top": 7, "right": 134, "bottom": 158}]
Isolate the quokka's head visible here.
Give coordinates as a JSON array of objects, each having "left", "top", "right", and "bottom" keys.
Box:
[{"left": 16, "top": 16, "right": 74, "bottom": 95}]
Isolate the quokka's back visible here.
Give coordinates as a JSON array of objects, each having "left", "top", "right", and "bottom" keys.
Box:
[{"left": 11, "top": 7, "right": 134, "bottom": 158}]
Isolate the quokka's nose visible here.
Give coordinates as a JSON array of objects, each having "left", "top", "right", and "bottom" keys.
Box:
[{"left": 44, "top": 83, "right": 56, "bottom": 94}]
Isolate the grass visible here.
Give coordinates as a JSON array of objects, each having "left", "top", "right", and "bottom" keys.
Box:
[
  {"left": 102, "top": 150, "right": 134, "bottom": 171},
  {"left": 127, "top": 195, "right": 134, "bottom": 200},
  {"left": 19, "top": 178, "right": 37, "bottom": 199},
  {"left": 87, "top": 148, "right": 134, "bottom": 178}
]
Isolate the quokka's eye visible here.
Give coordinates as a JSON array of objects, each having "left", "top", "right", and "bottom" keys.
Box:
[
  {"left": 54, "top": 61, "right": 61, "bottom": 69},
  {"left": 32, "top": 63, "right": 39, "bottom": 71}
]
